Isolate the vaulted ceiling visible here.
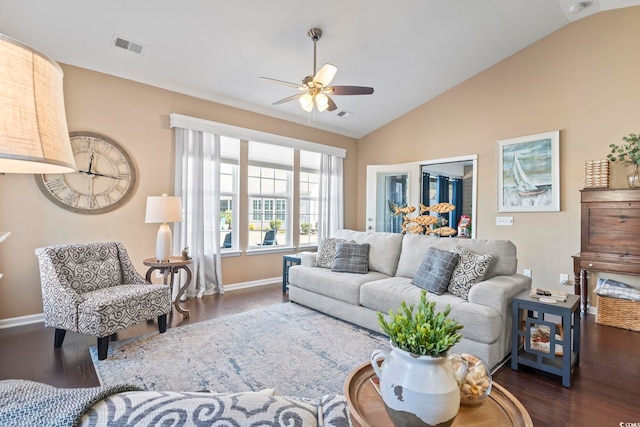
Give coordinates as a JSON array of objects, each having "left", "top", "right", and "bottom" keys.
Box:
[{"left": 1, "top": 0, "right": 637, "bottom": 138}]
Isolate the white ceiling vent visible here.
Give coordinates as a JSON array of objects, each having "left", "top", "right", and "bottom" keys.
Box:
[
  {"left": 112, "top": 35, "right": 147, "bottom": 55},
  {"left": 337, "top": 110, "right": 353, "bottom": 118}
]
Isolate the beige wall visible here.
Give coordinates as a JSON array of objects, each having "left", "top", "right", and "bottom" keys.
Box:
[
  {"left": 0, "top": 65, "right": 357, "bottom": 320},
  {"left": 358, "top": 7, "right": 640, "bottom": 295},
  {"left": 3, "top": 7, "right": 639, "bottom": 322}
]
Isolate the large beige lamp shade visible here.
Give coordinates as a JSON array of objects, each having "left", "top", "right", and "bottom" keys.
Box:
[
  {"left": 0, "top": 33, "right": 76, "bottom": 174},
  {"left": 145, "top": 195, "right": 183, "bottom": 262}
]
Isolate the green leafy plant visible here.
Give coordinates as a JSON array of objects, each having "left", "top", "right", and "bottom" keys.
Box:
[
  {"left": 269, "top": 219, "right": 282, "bottom": 231},
  {"left": 608, "top": 133, "right": 640, "bottom": 165},
  {"left": 377, "top": 290, "right": 463, "bottom": 357},
  {"left": 220, "top": 210, "right": 232, "bottom": 227},
  {"left": 300, "top": 222, "right": 311, "bottom": 235}
]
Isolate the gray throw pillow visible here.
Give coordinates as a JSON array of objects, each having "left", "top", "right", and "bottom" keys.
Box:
[
  {"left": 316, "top": 238, "right": 350, "bottom": 268},
  {"left": 447, "top": 245, "right": 493, "bottom": 300},
  {"left": 331, "top": 242, "right": 370, "bottom": 274},
  {"left": 412, "top": 247, "right": 460, "bottom": 295}
]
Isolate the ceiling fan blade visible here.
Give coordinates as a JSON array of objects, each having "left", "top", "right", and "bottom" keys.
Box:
[
  {"left": 326, "top": 95, "right": 337, "bottom": 112},
  {"left": 259, "top": 77, "right": 303, "bottom": 89},
  {"left": 329, "top": 86, "right": 374, "bottom": 95},
  {"left": 313, "top": 63, "right": 337, "bottom": 87},
  {"left": 272, "top": 93, "right": 303, "bottom": 105}
]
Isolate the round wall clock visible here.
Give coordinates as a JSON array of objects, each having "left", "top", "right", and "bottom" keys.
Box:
[{"left": 35, "top": 131, "right": 137, "bottom": 214}]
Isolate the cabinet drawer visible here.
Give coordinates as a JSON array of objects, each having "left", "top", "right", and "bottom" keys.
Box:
[{"left": 580, "top": 259, "right": 640, "bottom": 275}]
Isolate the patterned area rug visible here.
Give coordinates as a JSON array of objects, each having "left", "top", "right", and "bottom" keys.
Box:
[{"left": 90, "top": 302, "right": 388, "bottom": 397}]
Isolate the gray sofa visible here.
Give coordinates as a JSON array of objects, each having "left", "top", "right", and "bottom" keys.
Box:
[{"left": 288, "top": 229, "right": 531, "bottom": 369}]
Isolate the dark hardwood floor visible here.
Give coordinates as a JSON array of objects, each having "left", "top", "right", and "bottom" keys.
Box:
[{"left": 1, "top": 283, "right": 638, "bottom": 426}]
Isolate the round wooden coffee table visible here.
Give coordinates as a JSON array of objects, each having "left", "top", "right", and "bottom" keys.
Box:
[{"left": 344, "top": 362, "right": 532, "bottom": 427}]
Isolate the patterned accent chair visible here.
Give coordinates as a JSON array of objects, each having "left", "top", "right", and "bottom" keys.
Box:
[{"left": 35, "top": 242, "right": 171, "bottom": 360}]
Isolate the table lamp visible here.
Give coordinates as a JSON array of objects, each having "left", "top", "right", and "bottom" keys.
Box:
[
  {"left": 145, "top": 194, "right": 182, "bottom": 262},
  {"left": 0, "top": 33, "right": 76, "bottom": 174}
]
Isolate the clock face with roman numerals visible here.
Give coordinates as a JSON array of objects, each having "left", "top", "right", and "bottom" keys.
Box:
[{"left": 35, "top": 132, "right": 137, "bottom": 214}]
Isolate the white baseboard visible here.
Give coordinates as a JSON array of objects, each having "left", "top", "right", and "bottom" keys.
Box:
[
  {"left": 0, "top": 313, "right": 44, "bottom": 330},
  {"left": 224, "top": 277, "right": 280, "bottom": 291},
  {"left": 0, "top": 278, "right": 278, "bottom": 329}
]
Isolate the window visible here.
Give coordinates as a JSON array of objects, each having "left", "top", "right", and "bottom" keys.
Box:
[
  {"left": 220, "top": 136, "right": 239, "bottom": 250},
  {"left": 299, "top": 151, "right": 321, "bottom": 246},
  {"left": 248, "top": 141, "right": 293, "bottom": 247},
  {"left": 171, "top": 113, "right": 345, "bottom": 257}
]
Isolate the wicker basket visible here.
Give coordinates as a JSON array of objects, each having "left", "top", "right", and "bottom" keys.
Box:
[
  {"left": 596, "top": 295, "right": 640, "bottom": 331},
  {"left": 584, "top": 160, "right": 610, "bottom": 188}
]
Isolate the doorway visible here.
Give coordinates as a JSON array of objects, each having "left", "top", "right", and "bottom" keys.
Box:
[{"left": 366, "top": 155, "right": 477, "bottom": 237}]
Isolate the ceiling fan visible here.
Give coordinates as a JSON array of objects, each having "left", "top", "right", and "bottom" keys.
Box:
[{"left": 259, "top": 28, "right": 374, "bottom": 113}]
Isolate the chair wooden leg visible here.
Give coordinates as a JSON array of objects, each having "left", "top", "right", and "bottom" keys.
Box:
[
  {"left": 97, "top": 336, "right": 110, "bottom": 360},
  {"left": 158, "top": 314, "right": 167, "bottom": 333},
  {"left": 54, "top": 329, "right": 66, "bottom": 348}
]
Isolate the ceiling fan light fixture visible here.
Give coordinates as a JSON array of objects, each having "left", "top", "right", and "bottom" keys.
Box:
[
  {"left": 315, "top": 93, "right": 329, "bottom": 112},
  {"left": 300, "top": 93, "right": 314, "bottom": 112},
  {"left": 261, "top": 27, "right": 374, "bottom": 115}
]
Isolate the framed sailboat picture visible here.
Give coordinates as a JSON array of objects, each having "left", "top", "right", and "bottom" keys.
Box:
[{"left": 497, "top": 130, "right": 560, "bottom": 212}]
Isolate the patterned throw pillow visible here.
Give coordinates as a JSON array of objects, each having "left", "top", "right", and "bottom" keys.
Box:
[
  {"left": 412, "top": 247, "right": 460, "bottom": 295},
  {"left": 331, "top": 242, "right": 370, "bottom": 274},
  {"left": 447, "top": 245, "right": 493, "bottom": 300},
  {"left": 316, "top": 238, "right": 351, "bottom": 268}
]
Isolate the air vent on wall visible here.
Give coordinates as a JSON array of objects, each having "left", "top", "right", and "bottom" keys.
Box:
[
  {"left": 337, "top": 110, "right": 353, "bottom": 118},
  {"left": 112, "top": 34, "right": 147, "bottom": 55}
]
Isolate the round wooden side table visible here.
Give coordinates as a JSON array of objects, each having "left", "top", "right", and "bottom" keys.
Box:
[
  {"left": 144, "top": 257, "right": 193, "bottom": 318},
  {"left": 344, "top": 362, "right": 532, "bottom": 427}
]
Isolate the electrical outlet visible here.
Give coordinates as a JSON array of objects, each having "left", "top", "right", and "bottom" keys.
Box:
[
  {"left": 155, "top": 270, "right": 164, "bottom": 279},
  {"left": 523, "top": 269, "right": 532, "bottom": 278},
  {"left": 560, "top": 273, "right": 569, "bottom": 285}
]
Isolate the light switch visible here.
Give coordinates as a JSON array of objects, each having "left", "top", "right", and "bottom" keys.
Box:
[{"left": 496, "top": 216, "right": 513, "bottom": 226}]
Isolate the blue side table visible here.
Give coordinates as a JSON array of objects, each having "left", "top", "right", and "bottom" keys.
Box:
[
  {"left": 511, "top": 290, "right": 581, "bottom": 387},
  {"left": 282, "top": 255, "right": 301, "bottom": 294}
]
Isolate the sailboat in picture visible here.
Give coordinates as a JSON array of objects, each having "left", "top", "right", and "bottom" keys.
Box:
[{"left": 512, "top": 153, "right": 545, "bottom": 196}]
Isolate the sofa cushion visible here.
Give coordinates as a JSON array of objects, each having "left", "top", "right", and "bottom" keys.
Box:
[
  {"left": 360, "top": 278, "right": 502, "bottom": 344},
  {"left": 447, "top": 246, "right": 492, "bottom": 300},
  {"left": 412, "top": 248, "right": 459, "bottom": 295},
  {"left": 332, "top": 243, "right": 370, "bottom": 274},
  {"left": 316, "top": 238, "right": 351, "bottom": 268},
  {"left": 395, "top": 234, "right": 516, "bottom": 279},
  {"left": 288, "top": 265, "right": 389, "bottom": 305},
  {"left": 333, "top": 229, "right": 403, "bottom": 276}
]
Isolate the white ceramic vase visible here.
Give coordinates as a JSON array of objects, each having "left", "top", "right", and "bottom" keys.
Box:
[{"left": 371, "top": 344, "right": 461, "bottom": 427}]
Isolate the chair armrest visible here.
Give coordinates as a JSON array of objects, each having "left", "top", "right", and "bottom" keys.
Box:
[
  {"left": 296, "top": 252, "right": 317, "bottom": 267},
  {"left": 115, "top": 243, "right": 148, "bottom": 284},
  {"left": 467, "top": 274, "right": 531, "bottom": 314}
]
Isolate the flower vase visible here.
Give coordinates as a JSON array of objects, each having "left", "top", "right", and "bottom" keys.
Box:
[
  {"left": 627, "top": 164, "right": 640, "bottom": 188},
  {"left": 371, "top": 344, "right": 461, "bottom": 427}
]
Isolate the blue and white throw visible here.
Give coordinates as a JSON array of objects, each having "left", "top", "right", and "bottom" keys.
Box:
[{"left": 595, "top": 278, "right": 640, "bottom": 302}]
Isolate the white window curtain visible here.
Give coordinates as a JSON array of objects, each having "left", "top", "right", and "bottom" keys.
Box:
[
  {"left": 173, "top": 127, "right": 224, "bottom": 297},
  {"left": 318, "top": 153, "right": 344, "bottom": 241}
]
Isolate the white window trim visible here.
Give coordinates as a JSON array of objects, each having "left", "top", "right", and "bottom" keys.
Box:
[{"left": 169, "top": 113, "right": 346, "bottom": 158}]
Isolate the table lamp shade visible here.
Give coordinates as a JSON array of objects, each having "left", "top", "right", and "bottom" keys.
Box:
[
  {"left": 145, "top": 196, "right": 183, "bottom": 224},
  {"left": 0, "top": 33, "right": 76, "bottom": 174},
  {"left": 145, "top": 195, "right": 182, "bottom": 262}
]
